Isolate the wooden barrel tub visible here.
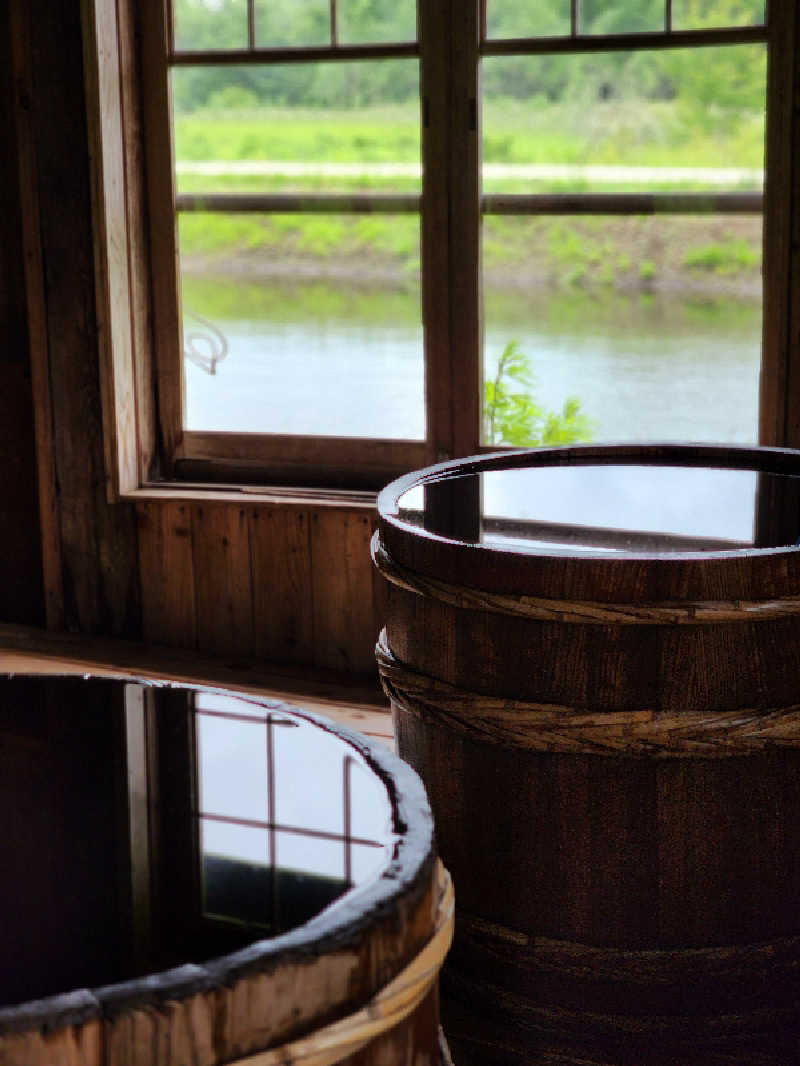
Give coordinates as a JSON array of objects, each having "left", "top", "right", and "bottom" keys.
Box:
[
  {"left": 373, "top": 443, "right": 800, "bottom": 1065},
  {"left": 0, "top": 675, "right": 453, "bottom": 1066}
]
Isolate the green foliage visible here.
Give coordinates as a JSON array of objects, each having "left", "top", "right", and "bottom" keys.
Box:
[
  {"left": 483, "top": 341, "right": 593, "bottom": 447},
  {"left": 684, "top": 238, "right": 759, "bottom": 274}
]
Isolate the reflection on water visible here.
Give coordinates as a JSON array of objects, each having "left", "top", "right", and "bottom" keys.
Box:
[
  {"left": 196, "top": 691, "right": 394, "bottom": 933},
  {"left": 396, "top": 464, "right": 800, "bottom": 553},
  {"left": 183, "top": 275, "right": 761, "bottom": 444}
]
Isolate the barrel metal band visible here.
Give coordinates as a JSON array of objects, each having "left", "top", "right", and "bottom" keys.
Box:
[
  {"left": 372, "top": 531, "right": 800, "bottom": 625},
  {"left": 227, "top": 861, "right": 454, "bottom": 1066},
  {"left": 377, "top": 630, "right": 800, "bottom": 757}
]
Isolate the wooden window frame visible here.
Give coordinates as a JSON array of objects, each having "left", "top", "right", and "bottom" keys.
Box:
[{"left": 83, "top": 0, "right": 800, "bottom": 501}]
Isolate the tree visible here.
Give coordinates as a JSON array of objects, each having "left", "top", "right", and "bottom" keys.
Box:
[{"left": 483, "top": 341, "right": 593, "bottom": 447}]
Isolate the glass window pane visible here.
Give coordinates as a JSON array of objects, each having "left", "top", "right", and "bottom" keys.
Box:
[
  {"left": 253, "top": 0, "right": 330, "bottom": 47},
  {"left": 350, "top": 843, "right": 388, "bottom": 883},
  {"left": 338, "top": 0, "right": 417, "bottom": 43},
  {"left": 174, "top": 0, "right": 248, "bottom": 51},
  {"left": 198, "top": 715, "right": 268, "bottom": 820},
  {"left": 348, "top": 758, "right": 393, "bottom": 841},
  {"left": 486, "top": 0, "right": 570, "bottom": 39},
  {"left": 172, "top": 63, "right": 420, "bottom": 160},
  {"left": 277, "top": 830, "right": 345, "bottom": 879},
  {"left": 201, "top": 821, "right": 270, "bottom": 923},
  {"left": 273, "top": 719, "right": 348, "bottom": 835},
  {"left": 482, "top": 47, "right": 765, "bottom": 196},
  {"left": 171, "top": 60, "right": 423, "bottom": 440},
  {"left": 202, "top": 818, "right": 268, "bottom": 863},
  {"left": 672, "top": 0, "right": 765, "bottom": 30},
  {"left": 482, "top": 267, "right": 760, "bottom": 446},
  {"left": 580, "top": 0, "right": 664, "bottom": 35},
  {"left": 481, "top": 45, "right": 764, "bottom": 448},
  {"left": 195, "top": 691, "right": 269, "bottom": 718},
  {"left": 179, "top": 225, "right": 423, "bottom": 438}
]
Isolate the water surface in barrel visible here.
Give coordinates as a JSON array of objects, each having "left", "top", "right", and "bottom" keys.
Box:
[
  {"left": 395, "top": 464, "right": 800, "bottom": 553},
  {"left": 0, "top": 677, "right": 396, "bottom": 1007}
]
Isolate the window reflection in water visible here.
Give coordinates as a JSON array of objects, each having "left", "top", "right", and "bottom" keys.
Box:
[
  {"left": 395, "top": 465, "right": 800, "bottom": 553},
  {"left": 196, "top": 692, "right": 393, "bottom": 934}
]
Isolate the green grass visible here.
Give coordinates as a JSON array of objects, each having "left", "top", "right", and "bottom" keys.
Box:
[
  {"left": 179, "top": 212, "right": 421, "bottom": 270},
  {"left": 684, "top": 238, "right": 760, "bottom": 274},
  {"left": 173, "top": 99, "right": 765, "bottom": 290},
  {"left": 174, "top": 104, "right": 422, "bottom": 163},
  {"left": 174, "top": 97, "right": 765, "bottom": 174}
]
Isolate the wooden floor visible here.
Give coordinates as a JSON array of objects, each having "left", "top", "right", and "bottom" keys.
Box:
[{"left": 0, "top": 621, "right": 395, "bottom": 748}]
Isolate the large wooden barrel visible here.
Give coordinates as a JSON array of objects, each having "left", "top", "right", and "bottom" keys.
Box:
[
  {"left": 0, "top": 674, "right": 453, "bottom": 1065},
  {"left": 374, "top": 443, "right": 800, "bottom": 1065}
]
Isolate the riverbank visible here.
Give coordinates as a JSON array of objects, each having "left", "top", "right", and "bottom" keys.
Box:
[{"left": 181, "top": 213, "right": 762, "bottom": 299}]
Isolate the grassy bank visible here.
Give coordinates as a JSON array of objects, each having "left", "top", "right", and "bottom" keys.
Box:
[
  {"left": 175, "top": 97, "right": 764, "bottom": 297},
  {"left": 179, "top": 212, "right": 762, "bottom": 297}
]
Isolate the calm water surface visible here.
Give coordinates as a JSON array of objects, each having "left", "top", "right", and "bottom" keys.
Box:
[{"left": 184, "top": 278, "right": 761, "bottom": 445}]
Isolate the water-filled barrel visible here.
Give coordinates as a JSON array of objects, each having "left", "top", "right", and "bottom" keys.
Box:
[
  {"left": 0, "top": 675, "right": 452, "bottom": 1065},
  {"left": 374, "top": 443, "right": 800, "bottom": 1065}
]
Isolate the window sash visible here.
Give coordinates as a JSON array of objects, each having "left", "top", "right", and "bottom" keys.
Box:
[{"left": 127, "top": 0, "right": 788, "bottom": 492}]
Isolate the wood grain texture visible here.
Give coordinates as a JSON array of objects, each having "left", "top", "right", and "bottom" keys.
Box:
[
  {"left": 381, "top": 444, "right": 800, "bottom": 1062},
  {"left": 0, "top": 678, "right": 438, "bottom": 1065},
  {"left": 760, "top": 0, "right": 799, "bottom": 447},
  {"left": 7, "top": 0, "right": 63, "bottom": 629},
  {"left": 0, "top": 1021, "right": 102, "bottom": 1066},
  {"left": 447, "top": 0, "right": 482, "bottom": 459},
  {"left": 311, "top": 509, "right": 379, "bottom": 676},
  {"left": 20, "top": 0, "right": 141, "bottom": 637},
  {"left": 192, "top": 503, "right": 254, "bottom": 657},
  {"left": 81, "top": 0, "right": 138, "bottom": 498},
  {"left": 140, "top": 0, "right": 183, "bottom": 472},
  {"left": 137, "top": 501, "right": 196, "bottom": 647},
  {"left": 250, "top": 507, "right": 314, "bottom": 664},
  {"left": 0, "top": 4, "right": 45, "bottom": 627}
]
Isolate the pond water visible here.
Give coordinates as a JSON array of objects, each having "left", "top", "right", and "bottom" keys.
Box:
[{"left": 183, "top": 276, "right": 761, "bottom": 446}]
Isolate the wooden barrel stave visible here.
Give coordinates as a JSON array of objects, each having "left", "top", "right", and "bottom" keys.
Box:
[
  {"left": 376, "top": 444, "right": 800, "bottom": 1063},
  {"left": 0, "top": 677, "right": 450, "bottom": 1066}
]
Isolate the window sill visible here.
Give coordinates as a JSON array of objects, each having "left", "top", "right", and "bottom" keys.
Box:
[{"left": 121, "top": 482, "right": 379, "bottom": 510}]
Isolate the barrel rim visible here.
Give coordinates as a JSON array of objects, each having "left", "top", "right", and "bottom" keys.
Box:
[
  {"left": 0, "top": 674, "right": 435, "bottom": 1037},
  {"left": 376, "top": 442, "right": 800, "bottom": 600}
]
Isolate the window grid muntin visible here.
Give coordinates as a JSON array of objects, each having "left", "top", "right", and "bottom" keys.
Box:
[
  {"left": 482, "top": 0, "right": 766, "bottom": 43},
  {"left": 196, "top": 704, "right": 386, "bottom": 927}
]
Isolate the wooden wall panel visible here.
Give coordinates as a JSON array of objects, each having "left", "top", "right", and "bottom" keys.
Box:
[
  {"left": 192, "top": 503, "right": 254, "bottom": 658},
  {"left": 250, "top": 507, "right": 314, "bottom": 665},
  {"left": 135, "top": 500, "right": 383, "bottom": 682},
  {"left": 11, "top": 0, "right": 141, "bottom": 637},
  {"left": 0, "top": 6, "right": 44, "bottom": 626},
  {"left": 137, "top": 501, "right": 196, "bottom": 648},
  {"left": 311, "top": 509, "right": 379, "bottom": 675}
]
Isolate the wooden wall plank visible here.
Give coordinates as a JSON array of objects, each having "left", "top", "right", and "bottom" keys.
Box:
[
  {"left": 419, "top": 0, "right": 453, "bottom": 464},
  {"left": 760, "top": 0, "right": 799, "bottom": 446},
  {"left": 137, "top": 501, "right": 196, "bottom": 647},
  {"left": 311, "top": 509, "right": 378, "bottom": 676},
  {"left": 448, "top": 0, "right": 482, "bottom": 458},
  {"left": 7, "top": 0, "right": 63, "bottom": 629},
  {"left": 0, "top": 4, "right": 45, "bottom": 627},
  {"left": 16, "top": 0, "right": 141, "bottom": 637},
  {"left": 192, "top": 503, "right": 254, "bottom": 657},
  {"left": 81, "top": 0, "right": 139, "bottom": 498},
  {"left": 250, "top": 507, "right": 314, "bottom": 665}
]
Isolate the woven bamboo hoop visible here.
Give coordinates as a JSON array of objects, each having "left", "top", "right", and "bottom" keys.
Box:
[{"left": 376, "top": 629, "right": 800, "bottom": 756}]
